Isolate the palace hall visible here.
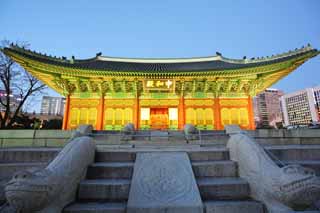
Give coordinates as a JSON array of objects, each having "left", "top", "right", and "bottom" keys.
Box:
[{"left": 2, "top": 44, "right": 319, "bottom": 130}]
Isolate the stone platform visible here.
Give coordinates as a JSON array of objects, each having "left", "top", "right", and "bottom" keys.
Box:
[{"left": 1, "top": 128, "right": 320, "bottom": 212}]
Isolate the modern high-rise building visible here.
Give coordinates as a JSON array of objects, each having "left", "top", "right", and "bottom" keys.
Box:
[
  {"left": 0, "top": 90, "right": 21, "bottom": 113},
  {"left": 314, "top": 86, "right": 320, "bottom": 120},
  {"left": 254, "top": 88, "right": 284, "bottom": 128},
  {"left": 280, "top": 87, "right": 320, "bottom": 127},
  {"left": 40, "top": 96, "right": 65, "bottom": 115}
]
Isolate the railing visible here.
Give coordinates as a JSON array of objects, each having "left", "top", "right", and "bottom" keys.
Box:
[
  {"left": 90, "top": 129, "right": 227, "bottom": 144},
  {"left": 0, "top": 137, "right": 69, "bottom": 148}
]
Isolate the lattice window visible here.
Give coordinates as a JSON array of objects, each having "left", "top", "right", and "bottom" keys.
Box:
[
  {"left": 186, "top": 108, "right": 214, "bottom": 129},
  {"left": 104, "top": 108, "right": 133, "bottom": 129}
]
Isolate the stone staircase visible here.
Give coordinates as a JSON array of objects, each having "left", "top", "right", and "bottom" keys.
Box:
[
  {"left": 189, "top": 149, "right": 265, "bottom": 213},
  {"left": 265, "top": 145, "right": 320, "bottom": 176},
  {"left": 1, "top": 138, "right": 320, "bottom": 212},
  {"left": 63, "top": 148, "right": 265, "bottom": 213},
  {"left": 63, "top": 150, "right": 135, "bottom": 213}
]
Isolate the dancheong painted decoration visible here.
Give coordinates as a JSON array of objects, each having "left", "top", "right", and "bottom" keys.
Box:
[{"left": 2, "top": 44, "right": 319, "bottom": 130}]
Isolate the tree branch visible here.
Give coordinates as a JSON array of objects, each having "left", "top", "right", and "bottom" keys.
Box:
[{"left": 0, "top": 40, "right": 47, "bottom": 128}]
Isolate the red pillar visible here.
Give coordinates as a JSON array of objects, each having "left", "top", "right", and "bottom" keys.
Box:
[
  {"left": 178, "top": 95, "right": 185, "bottom": 129},
  {"left": 247, "top": 96, "right": 255, "bottom": 130},
  {"left": 134, "top": 97, "right": 140, "bottom": 129},
  {"left": 214, "top": 97, "right": 222, "bottom": 130},
  {"left": 96, "top": 95, "right": 105, "bottom": 130},
  {"left": 62, "top": 95, "right": 70, "bottom": 130}
]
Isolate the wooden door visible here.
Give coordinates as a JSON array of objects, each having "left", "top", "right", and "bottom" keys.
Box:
[{"left": 150, "top": 108, "right": 168, "bottom": 130}]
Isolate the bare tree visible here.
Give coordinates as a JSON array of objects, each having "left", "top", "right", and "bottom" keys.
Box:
[{"left": 0, "top": 40, "right": 47, "bottom": 128}]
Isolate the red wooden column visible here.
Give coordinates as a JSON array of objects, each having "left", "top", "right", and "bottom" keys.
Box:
[
  {"left": 96, "top": 94, "right": 105, "bottom": 130},
  {"left": 62, "top": 95, "right": 71, "bottom": 130},
  {"left": 178, "top": 95, "right": 185, "bottom": 129},
  {"left": 214, "top": 97, "right": 222, "bottom": 130},
  {"left": 133, "top": 96, "right": 140, "bottom": 129},
  {"left": 247, "top": 96, "right": 255, "bottom": 130}
]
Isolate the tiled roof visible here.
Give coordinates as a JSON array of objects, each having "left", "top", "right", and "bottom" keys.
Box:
[{"left": 3, "top": 45, "right": 318, "bottom": 73}]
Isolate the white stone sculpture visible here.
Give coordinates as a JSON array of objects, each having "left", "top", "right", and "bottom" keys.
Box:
[
  {"left": 71, "top": 124, "right": 93, "bottom": 139},
  {"left": 121, "top": 123, "right": 135, "bottom": 141},
  {"left": 4, "top": 135, "right": 95, "bottom": 213},
  {"left": 226, "top": 125, "right": 320, "bottom": 213},
  {"left": 184, "top": 124, "right": 198, "bottom": 141}
]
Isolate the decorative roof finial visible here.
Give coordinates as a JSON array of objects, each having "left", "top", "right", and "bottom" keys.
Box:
[
  {"left": 96, "top": 52, "right": 102, "bottom": 57},
  {"left": 70, "top": 56, "right": 75, "bottom": 64},
  {"left": 216, "top": 52, "right": 222, "bottom": 56}
]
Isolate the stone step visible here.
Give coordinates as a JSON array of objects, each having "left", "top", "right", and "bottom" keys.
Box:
[
  {"left": 188, "top": 149, "right": 229, "bottom": 161},
  {"left": 95, "top": 148, "right": 229, "bottom": 162},
  {"left": 282, "top": 160, "right": 320, "bottom": 176},
  {"left": 78, "top": 179, "right": 130, "bottom": 201},
  {"left": 87, "top": 162, "right": 134, "bottom": 179},
  {"left": 197, "top": 178, "right": 250, "bottom": 200},
  {"left": 95, "top": 151, "right": 135, "bottom": 162},
  {"left": 256, "top": 137, "right": 320, "bottom": 146},
  {"left": 204, "top": 200, "right": 264, "bottom": 213},
  {"left": 0, "top": 148, "right": 59, "bottom": 163},
  {"left": 192, "top": 161, "right": 237, "bottom": 178},
  {"left": 265, "top": 145, "right": 320, "bottom": 161},
  {"left": 64, "top": 202, "right": 126, "bottom": 213}
]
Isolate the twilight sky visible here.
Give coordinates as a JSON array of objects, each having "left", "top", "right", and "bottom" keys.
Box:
[{"left": 1, "top": 0, "right": 320, "bottom": 112}]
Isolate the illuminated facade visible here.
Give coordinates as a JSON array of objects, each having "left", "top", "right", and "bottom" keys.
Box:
[
  {"left": 280, "top": 86, "right": 320, "bottom": 126},
  {"left": 254, "top": 89, "right": 284, "bottom": 128},
  {"left": 2, "top": 44, "right": 319, "bottom": 130}
]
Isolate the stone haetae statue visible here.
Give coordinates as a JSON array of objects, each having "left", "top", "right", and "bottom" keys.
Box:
[
  {"left": 71, "top": 124, "right": 93, "bottom": 139},
  {"left": 121, "top": 123, "right": 135, "bottom": 141},
  {"left": 184, "top": 124, "right": 198, "bottom": 141},
  {"left": 4, "top": 130, "right": 95, "bottom": 212},
  {"left": 226, "top": 125, "right": 320, "bottom": 213}
]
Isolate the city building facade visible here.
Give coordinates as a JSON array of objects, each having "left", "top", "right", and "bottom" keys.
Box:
[
  {"left": 254, "top": 88, "right": 284, "bottom": 128},
  {"left": 0, "top": 90, "right": 21, "bottom": 113},
  {"left": 2, "top": 44, "right": 319, "bottom": 130},
  {"left": 314, "top": 86, "right": 320, "bottom": 121},
  {"left": 40, "top": 96, "right": 65, "bottom": 115},
  {"left": 280, "top": 86, "right": 320, "bottom": 127}
]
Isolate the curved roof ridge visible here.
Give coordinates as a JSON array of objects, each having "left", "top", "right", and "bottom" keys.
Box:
[
  {"left": 5, "top": 43, "right": 316, "bottom": 65},
  {"left": 93, "top": 44, "right": 316, "bottom": 64},
  {"left": 227, "top": 44, "right": 315, "bottom": 64},
  {"left": 96, "top": 55, "right": 222, "bottom": 63}
]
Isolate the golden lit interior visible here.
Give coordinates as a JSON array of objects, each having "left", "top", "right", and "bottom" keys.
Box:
[
  {"left": 168, "top": 108, "right": 178, "bottom": 129},
  {"left": 186, "top": 108, "right": 214, "bottom": 130},
  {"left": 140, "top": 108, "right": 150, "bottom": 129},
  {"left": 221, "top": 108, "right": 249, "bottom": 128},
  {"left": 104, "top": 108, "right": 133, "bottom": 130},
  {"left": 69, "top": 107, "right": 97, "bottom": 129}
]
